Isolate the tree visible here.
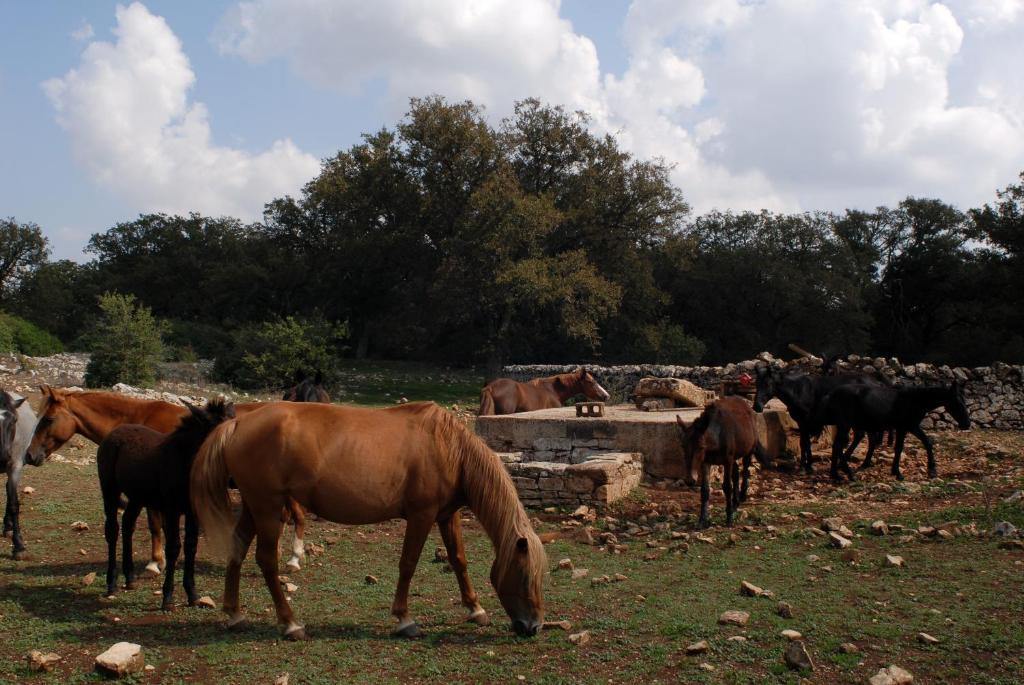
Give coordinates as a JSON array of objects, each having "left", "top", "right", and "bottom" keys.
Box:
[
  {"left": 84, "top": 293, "right": 165, "bottom": 387},
  {"left": 8, "top": 260, "right": 100, "bottom": 342},
  {"left": 0, "top": 218, "right": 49, "bottom": 304}
]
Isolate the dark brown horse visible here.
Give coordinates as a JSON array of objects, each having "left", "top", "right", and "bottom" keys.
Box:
[
  {"left": 479, "top": 367, "right": 610, "bottom": 415},
  {"left": 97, "top": 399, "right": 234, "bottom": 607},
  {"left": 25, "top": 387, "right": 309, "bottom": 571},
  {"left": 191, "top": 401, "right": 546, "bottom": 640},
  {"left": 283, "top": 370, "right": 330, "bottom": 403},
  {"left": 676, "top": 397, "right": 772, "bottom": 528}
]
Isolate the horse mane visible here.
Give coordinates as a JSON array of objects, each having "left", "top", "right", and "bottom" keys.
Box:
[
  {"left": 430, "top": 406, "right": 546, "bottom": 585},
  {"left": 162, "top": 398, "right": 234, "bottom": 458}
]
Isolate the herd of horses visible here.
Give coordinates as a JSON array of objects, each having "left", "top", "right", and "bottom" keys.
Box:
[{"left": 0, "top": 362, "right": 970, "bottom": 639}]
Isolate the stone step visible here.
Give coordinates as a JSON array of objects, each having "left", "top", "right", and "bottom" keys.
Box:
[{"left": 496, "top": 451, "right": 642, "bottom": 507}]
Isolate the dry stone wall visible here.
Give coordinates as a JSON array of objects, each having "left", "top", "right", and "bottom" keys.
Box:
[{"left": 504, "top": 355, "right": 1024, "bottom": 430}]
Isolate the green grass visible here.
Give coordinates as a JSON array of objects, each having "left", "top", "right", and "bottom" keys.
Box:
[
  {"left": 329, "top": 360, "right": 485, "bottom": 408},
  {"left": 2, "top": 454, "right": 1023, "bottom": 684}
]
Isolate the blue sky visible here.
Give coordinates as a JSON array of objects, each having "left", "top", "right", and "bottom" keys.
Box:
[{"left": 2, "top": 1, "right": 1022, "bottom": 261}]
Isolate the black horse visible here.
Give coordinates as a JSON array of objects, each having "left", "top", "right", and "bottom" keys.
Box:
[
  {"left": 283, "top": 370, "right": 330, "bottom": 403},
  {"left": 819, "top": 382, "right": 971, "bottom": 481},
  {"left": 753, "top": 365, "right": 884, "bottom": 474},
  {"left": 97, "top": 398, "right": 234, "bottom": 607}
]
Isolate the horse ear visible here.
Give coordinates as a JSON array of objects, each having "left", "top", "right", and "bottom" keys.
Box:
[
  {"left": 516, "top": 536, "right": 529, "bottom": 553},
  {"left": 224, "top": 402, "right": 236, "bottom": 419},
  {"left": 578, "top": 367, "right": 586, "bottom": 377},
  {"left": 676, "top": 415, "right": 685, "bottom": 426},
  {"left": 12, "top": 397, "right": 26, "bottom": 409},
  {"left": 39, "top": 384, "right": 51, "bottom": 397}
]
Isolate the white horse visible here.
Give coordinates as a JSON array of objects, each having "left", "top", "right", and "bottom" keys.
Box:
[{"left": 1, "top": 391, "right": 39, "bottom": 559}]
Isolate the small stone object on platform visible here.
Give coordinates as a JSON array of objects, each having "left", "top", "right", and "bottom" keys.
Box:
[
  {"left": 633, "top": 377, "right": 706, "bottom": 408},
  {"left": 575, "top": 402, "right": 605, "bottom": 417}
]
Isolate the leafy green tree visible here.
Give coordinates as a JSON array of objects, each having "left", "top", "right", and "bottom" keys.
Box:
[
  {"left": 218, "top": 315, "right": 348, "bottom": 390},
  {"left": 9, "top": 260, "right": 100, "bottom": 342},
  {"left": 0, "top": 317, "right": 13, "bottom": 352},
  {"left": 0, "top": 218, "right": 49, "bottom": 304},
  {"left": 84, "top": 293, "right": 165, "bottom": 387},
  {"left": 0, "top": 312, "right": 63, "bottom": 355}
]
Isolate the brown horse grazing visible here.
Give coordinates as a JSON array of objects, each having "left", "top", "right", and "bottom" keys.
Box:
[
  {"left": 191, "top": 401, "right": 547, "bottom": 640},
  {"left": 479, "top": 367, "right": 610, "bottom": 415},
  {"left": 98, "top": 399, "right": 234, "bottom": 608},
  {"left": 283, "top": 370, "right": 330, "bottom": 403},
  {"left": 675, "top": 397, "right": 772, "bottom": 528},
  {"left": 25, "top": 387, "right": 309, "bottom": 572}
]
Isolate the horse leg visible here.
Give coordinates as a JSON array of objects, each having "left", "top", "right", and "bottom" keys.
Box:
[
  {"left": 909, "top": 425, "right": 937, "bottom": 479},
  {"left": 891, "top": 431, "right": 907, "bottom": 481},
  {"left": 103, "top": 495, "right": 121, "bottom": 597},
  {"left": 840, "top": 430, "right": 857, "bottom": 481},
  {"left": 859, "top": 431, "right": 880, "bottom": 470},
  {"left": 391, "top": 513, "right": 435, "bottom": 638},
  {"left": 697, "top": 463, "right": 711, "bottom": 529},
  {"left": 843, "top": 428, "right": 864, "bottom": 465},
  {"left": 253, "top": 515, "right": 303, "bottom": 639},
  {"left": 6, "top": 461, "right": 28, "bottom": 559},
  {"left": 223, "top": 503, "right": 256, "bottom": 630},
  {"left": 829, "top": 427, "right": 848, "bottom": 482},
  {"left": 284, "top": 499, "right": 305, "bottom": 572},
  {"left": 738, "top": 453, "right": 751, "bottom": 503},
  {"left": 121, "top": 501, "right": 143, "bottom": 590},
  {"left": 183, "top": 510, "right": 200, "bottom": 606},
  {"left": 799, "top": 430, "right": 813, "bottom": 475},
  {"left": 723, "top": 460, "right": 735, "bottom": 527},
  {"left": 145, "top": 508, "right": 165, "bottom": 576},
  {"left": 161, "top": 511, "right": 183, "bottom": 610},
  {"left": 437, "top": 514, "right": 488, "bottom": 626}
]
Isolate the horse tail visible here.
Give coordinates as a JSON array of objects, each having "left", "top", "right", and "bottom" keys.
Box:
[
  {"left": 190, "top": 419, "right": 238, "bottom": 560},
  {"left": 753, "top": 440, "right": 774, "bottom": 469},
  {"left": 478, "top": 387, "right": 496, "bottom": 416}
]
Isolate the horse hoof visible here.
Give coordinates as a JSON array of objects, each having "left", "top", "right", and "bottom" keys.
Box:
[
  {"left": 928, "top": 471, "right": 938, "bottom": 479},
  {"left": 125, "top": 580, "right": 137, "bottom": 590},
  {"left": 466, "top": 609, "right": 490, "bottom": 626},
  {"left": 393, "top": 621, "right": 423, "bottom": 639},
  {"left": 12, "top": 549, "right": 29, "bottom": 561},
  {"left": 285, "top": 559, "right": 301, "bottom": 572},
  {"left": 161, "top": 601, "right": 175, "bottom": 612},
  {"left": 283, "top": 624, "right": 307, "bottom": 641},
  {"left": 226, "top": 614, "right": 248, "bottom": 631},
  {"left": 894, "top": 473, "right": 904, "bottom": 481},
  {"left": 143, "top": 562, "right": 161, "bottom": 577}
]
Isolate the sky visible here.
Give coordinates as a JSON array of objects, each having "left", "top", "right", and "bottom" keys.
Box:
[{"left": 2, "top": 1, "right": 1023, "bottom": 261}]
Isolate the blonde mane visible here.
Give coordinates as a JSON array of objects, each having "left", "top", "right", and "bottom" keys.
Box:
[{"left": 431, "top": 407, "right": 546, "bottom": 585}]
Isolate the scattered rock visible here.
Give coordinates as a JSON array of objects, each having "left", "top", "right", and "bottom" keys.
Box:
[
  {"left": 542, "top": 620, "right": 572, "bottom": 631},
  {"left": 284, "top": 582, "right": 298, "bottom": 593},
  {"left": 838, "top": 525, "right": 855, "bottom": 538},
  {"left": 590, "top": 575, "right": 611, "bottom": 586},
  {"left": 886, "top": 554, "right": 906, "bottom": 569},
  {"left": 685, "top": 640, "right": 709, "bottom": 655},
  {"left": 777, "top": 602, "right": 794, "bottom": 619},
  {"left": 1005, "top": 490, "right": 1022, "bottom": 504},
  {"left": 821, "top": 516, "right": 844, "bottom": 532},
  {"left": 558, "top": 558, "right": 573, "bottom": 571},
  {"left": 993, "top": 521, "right": 1018, "bottom": 537},
  {"left": 917, "top": 526, "right": 936, "bottom": 537},
  {"left": 95, "top": 642, "right": 144, "bottom": 678},
  {"left": 718, "top": 610, "right": 750, "bottom": 627},
  {"left": 79, "top": 549, "right": 87, "bottom": 556},
  {"left": 434, "top": 546, "right": 448, "bottom": 563},
  {"left": 364, "top": 575, "right": 378, "bottom": 585},
  {"left": 840, "top": 548, "right": 860, "bottom": 563},
  {"left": 917, "top": 632, "right": 939, "bottom": 645},
  {"left": 568, "top": 630, "right": 591, "bottom": 646},
  {"left": 727, "top": 635, "right": 747, "bottom": 642},
  {"left": 871, "top": 520, "right": 889, "bottom": 536},
  {"left": 740, "top": 580, "right": 772, "bottom": 597},
  {"left": 145, "top": 665, "right": 155, "bottom": 672},
  {"left": 274, "top": 674, "right": 289, "bottom": 685},
  {"left": 699, "top": 662, "right": 715, "bottom": 672},
  {"left": 781, "top": 629, "right": 802, "bottom": 641},
  {"left": 22, "top": 486, "right": 35, "bottom": 495},
  {"left": 613, "top": 573, "right": 628, "bottom": 582},
  {"left": 783, "top": 640, "right": 815, "bottom": 671},
  {"left": 196, "top": 596, "right": 216, "bottom": 609},
  {"left": 829, "top": 532, "right": 853, "bottom": 549},
  {"left": 572, "top": 504, "right": 595, "bottom": 521},
  {"left": 82, "top": 571, "right": 96, "bottom": 586},
  {"left": 870, "top": 665, "right": 914, "bottom": 685},
  {"left": 26, "top": 650, "right": 61, "bottom": 672},
  {"left": 571, "top": 568, "right": 590, "bottom": 580},
  {"left": 839, "top": 642, "right": 858, "bottom": 654},
  {"left": 71, "top": 521, "right": 89, "bottom": 532},
  {"left": 936, "top": 529, "right": 955, "bottom": 541}
]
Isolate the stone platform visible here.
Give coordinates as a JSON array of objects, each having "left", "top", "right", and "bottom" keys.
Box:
[{"left": 477, "top": 403, "right": 808, "bottom": 507}]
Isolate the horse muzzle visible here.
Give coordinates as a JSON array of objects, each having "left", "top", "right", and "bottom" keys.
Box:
[
  {"left": 25, "top": 447, "right": 47, "bottom": 467},
  {"left": 512, "top": 619, "right": 541, "bottom": 637}
]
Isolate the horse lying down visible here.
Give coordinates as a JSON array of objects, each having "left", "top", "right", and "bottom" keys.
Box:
[
  {"left": 97, "top": 399, "right": 235, "bottom": 608},
  {"left": 676, "top": 397, "right": 773, "bottom": 528},
  {"left": 817, "top": 382, "right": 971, "bottom": 481}
]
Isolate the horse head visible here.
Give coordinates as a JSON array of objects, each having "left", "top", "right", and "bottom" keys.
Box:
[
  {"left": 752, "top": 365, "right": 780, "bottom": 412},
  {"left": 944, "top": 383, "right": 972, "bottom": 430},
  {"left": 0, "top": 391, "right": 26, "bottom": 468},
  {"left": 675, "top": 414, "right": 703, "bottom": 485},
  {"left": 490, "top": 530, "right": 546, "bottom": 637},
  {"left": 26, "top": 385, "right": 74, "bottom": 466},
  {"left": 572, "top": 367, "right": 610, "bottom": 402}
]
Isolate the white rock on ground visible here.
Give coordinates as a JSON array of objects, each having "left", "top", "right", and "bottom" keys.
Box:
[
  {"left": 718, "top": 610, "right": 750, "bottom": 627},
  {"left": 95, "top": 642, "right": 144, "bottom": 678},
  {"left": 26, "top": 650, "right": 61, "bottom": 672}
]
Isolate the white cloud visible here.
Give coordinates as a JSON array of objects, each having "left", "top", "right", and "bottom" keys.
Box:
[
  {"left": 44, "top": 2, "right": 320, "bottom": 221},
  {"left": 71, "top": 20, "right": 94, "bottom": 41}
]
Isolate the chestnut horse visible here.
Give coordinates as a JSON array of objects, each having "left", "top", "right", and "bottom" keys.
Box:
[
  {"left": 25, "top": 387, "right": 309, "bottom": 572},
  {"left": 479, "top": 367, "right": 610, "bottom": 415},
  {"left": 675, "top": 397, "right": 772, "bottom": 528},
  {"left": 191, "top": 401, "right": 546, "bottom": 640}
]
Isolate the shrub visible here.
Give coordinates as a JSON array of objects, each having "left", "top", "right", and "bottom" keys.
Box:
[
  {"left": 216, "top": 315, "right": 348, "bottom": 390},
  {"left": 629, "top": 320, "right": 706, "bottom": 365},
  {"left": 0, "top": 311, "right": 64, "bottom": 355},
  {"left": 84, "top": 293, "right": 166, "bottom": 388}
]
